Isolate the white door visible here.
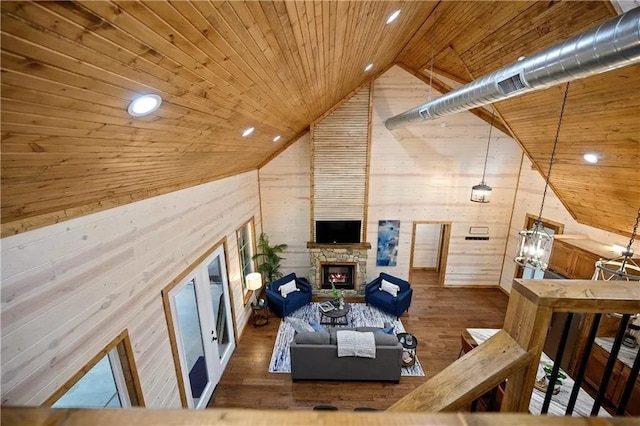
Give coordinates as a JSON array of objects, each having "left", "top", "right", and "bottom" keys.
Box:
[
  {"left": 168, "top": 245, "right": 235, "bottom": 408},
  {"left": 203, "top": 245, "right": 236, "bottom": 370}
]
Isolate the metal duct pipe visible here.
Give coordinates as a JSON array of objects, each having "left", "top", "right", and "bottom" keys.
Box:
[{"left": 385, "top": 7, "right": 640, "bottom": 130}]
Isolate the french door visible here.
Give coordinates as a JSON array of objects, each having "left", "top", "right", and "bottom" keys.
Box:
[{"left": 165, "top": 244, "right": 235, "bottom": 408}]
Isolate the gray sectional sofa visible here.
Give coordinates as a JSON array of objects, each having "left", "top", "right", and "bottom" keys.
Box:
[{"left": 289, "top": 326, "right": 403, "bottom": 382}]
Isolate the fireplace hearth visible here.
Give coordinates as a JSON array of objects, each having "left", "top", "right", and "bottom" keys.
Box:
[{"left": 321, "top": 264, "right": 355, "bottom": 290}]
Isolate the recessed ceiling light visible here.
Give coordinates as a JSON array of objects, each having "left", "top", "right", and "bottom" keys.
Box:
[
  {"left": 583, "top": 153, "right": 599, "bottom": 164},
  {"left": 364, "top": 63, "right": 374, "bottom": 72},
  {"left": 128, "top": 94, "right": 162, "bottom": 117},
  {"left": 518, "top": 56, "right": 526, "bottom": 61},
  {"left": 386, "top": 9, "right": 401, "bottom": 24},
  {"left": 273, "top": 135, "right": 281, "bottom": 142},
  {"left": 242, "top": 127, "right": 255, "bottom": 137}
]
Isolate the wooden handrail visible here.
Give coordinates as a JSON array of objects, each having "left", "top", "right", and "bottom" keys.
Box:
[
  {"left": 3, "top": 280, "right": 637, "bottom": 423},
  {"left": 501, "top": 279, "right": 640, "bottom": 412},
  {"left": 388, "top": 279, "right": 640, "bottom": 414},
  {"left": 387, "top": 330, "right": 532, "bottom": 412},
  {"left": 0, "top": 407, "right": 630, "bottom": 425},
  {"left": 512, "top": 279, "right": 640, "bottom": 313}
]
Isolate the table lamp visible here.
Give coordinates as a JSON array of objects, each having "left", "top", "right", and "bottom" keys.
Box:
[{"left": 246, "top": 272, "right": 262, "bottom": 292}]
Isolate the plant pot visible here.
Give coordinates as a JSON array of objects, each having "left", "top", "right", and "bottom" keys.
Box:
[{"left": 534, "top": 376, "right": 561, "bottom": 395}]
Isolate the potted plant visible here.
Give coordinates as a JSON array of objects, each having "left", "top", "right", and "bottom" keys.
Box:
[
  {"left": 535, "top": 363, "right": 567, "bottom": 395},
  {"left": 252, "top": 232, "right": 288, "bottom": 283}
]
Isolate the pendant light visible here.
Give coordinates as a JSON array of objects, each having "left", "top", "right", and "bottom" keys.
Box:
[
  {"left": 515, "top": 83, "right": 570, "bottom": 270},
  {"left": 470, "top": 108, "right": 495, "bottom": 203},
  {"left": 593, "top": 208, "right": 640, "bottom": 281}
]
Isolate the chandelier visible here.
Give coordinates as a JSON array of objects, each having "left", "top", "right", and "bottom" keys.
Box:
[
  {"left": 593, "top": 207, "right": 640, "bottom": 281},
  {"left": 515, "top": 83, "right": 570, "bottom": 270},
  {"left": 470, "top": 108, "right": 494, "bottom": 203}
]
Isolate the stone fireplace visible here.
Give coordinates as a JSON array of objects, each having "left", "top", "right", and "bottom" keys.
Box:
[{"left": 307, "top": 243, "right": 371, "bottom": 294}]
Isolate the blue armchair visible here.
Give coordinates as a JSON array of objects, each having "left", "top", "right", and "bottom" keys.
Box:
[
  {"left": 365, "top": 273, "right": 413, "bottom": 319},
  {"left": 266, "top": 273, "right": 312, "bottom": 318}
]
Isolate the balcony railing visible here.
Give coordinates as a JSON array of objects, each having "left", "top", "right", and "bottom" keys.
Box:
[{"left": 2, "top": 279, "right": 638, "bottom": 425}]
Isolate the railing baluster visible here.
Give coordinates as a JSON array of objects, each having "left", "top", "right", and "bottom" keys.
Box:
[
  {"left": 590, "top": 314, "right": 631, "bottom": 416},
  {"left": 541, "top": 313, "right": 574, "bottom": 414},
  {"left": 616, "top": 340, "right": 640, "bottom": 415},
  {"left": 566, "top": 314, "right": 601, "bottom": 416}
]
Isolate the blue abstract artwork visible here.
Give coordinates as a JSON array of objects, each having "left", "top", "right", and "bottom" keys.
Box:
[{"left": 376, "top": 220, "right": 400, "bottom": 266}]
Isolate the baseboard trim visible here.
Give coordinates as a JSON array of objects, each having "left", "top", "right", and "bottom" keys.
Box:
[{"left": 498, "top": 286, "right": 511, "bottom": 296}]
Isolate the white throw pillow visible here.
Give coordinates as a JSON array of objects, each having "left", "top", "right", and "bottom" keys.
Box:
[
  {"left": 380, "top": 279, "right": 400, "bottom": 297},
  {"left": 279, "top": 280, "right": 299, "bottom": 298}
]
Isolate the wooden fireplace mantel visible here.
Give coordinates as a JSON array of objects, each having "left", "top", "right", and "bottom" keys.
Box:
[{"left": 306, "top": 242, "right": 371, "bottom": 250}]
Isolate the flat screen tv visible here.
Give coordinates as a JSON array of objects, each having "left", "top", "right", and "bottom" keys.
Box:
[{"left": 315, "top": 220, "right": 361, "bottom": 244}]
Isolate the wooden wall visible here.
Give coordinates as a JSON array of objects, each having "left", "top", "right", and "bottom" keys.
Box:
[
  {"left": 499, "top": 157, "right": 640, "bottom": 292},
  {"left": 311, "top": 84, "right": 370, "bottom": 241},
  {"left": 413, "top": 224, "right": 441, "bottom": 269},
  {"left": 259, "top": 133, "right": 312, "bottom": 279},
  {"left": 0, "top": 171, "right": 261, "bottom": 406},
  {"left": 367, "top": 66, "right": 523, "bottom": 285},
  {"left": 261, "top": 65, "right": 524, "bottom": 286}
]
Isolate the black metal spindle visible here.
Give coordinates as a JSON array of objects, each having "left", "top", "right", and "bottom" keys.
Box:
[
  {"left": 591, "top": 314, "right": 631, "bottom": 416},
  {"left": 541, "top": 313, "right": 574, "bottom": 414},
  {"left": 470, "top": 398, "right": 478, "bottom": 412},
  {"left": 616, "top": 339, "right": 640, "bottom": 415},
  {"left": 566, "top": 314, "right": 602, "bottom": 415}
]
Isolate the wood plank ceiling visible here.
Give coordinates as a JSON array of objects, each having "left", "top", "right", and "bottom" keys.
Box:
[{"left": 1, "top": 1, "right": 638, "bottom": 237}]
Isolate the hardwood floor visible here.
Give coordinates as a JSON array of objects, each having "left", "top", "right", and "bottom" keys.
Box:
[{"left": 208, "top": 270, "right": 509, "bottom": 410}]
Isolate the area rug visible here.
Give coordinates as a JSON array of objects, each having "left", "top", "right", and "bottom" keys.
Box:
[{"left": 268, "top": 302, "right": 425, "bottom": 376}]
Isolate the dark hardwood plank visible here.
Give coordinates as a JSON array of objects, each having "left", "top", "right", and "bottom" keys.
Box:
[{"left": 209, "top": 270, "right": 508, "bottom": 410}]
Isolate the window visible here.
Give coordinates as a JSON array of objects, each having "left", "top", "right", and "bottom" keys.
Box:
[
  {"left": 44, "top": 330, "right": 144, "bottom": 408},
  {"left": 236, "top": 218, "right": 257, "bottom": 304},
  {"left": 514, "top": 214, "right": 565, "bottom": 280}
]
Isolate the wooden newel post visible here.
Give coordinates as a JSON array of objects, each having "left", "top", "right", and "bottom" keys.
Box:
[{"left": 501, "top": 280, "right": 553, "bottom": 412}]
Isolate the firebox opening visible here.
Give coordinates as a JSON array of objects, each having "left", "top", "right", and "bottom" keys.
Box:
[{"left": 321, "top": 264, "right": 355, "bottom": 290}]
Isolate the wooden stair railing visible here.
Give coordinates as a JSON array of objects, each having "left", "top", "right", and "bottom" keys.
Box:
[
  {"left": 388, "top": 330, "right": 532, "bottom": 411},
  {"left": 0, "top": 407, "right": 633, "bottom": 425},
  {"left": 390, "top": 279, "right": 640, "bottom": 414},
  {"left": 1, "top": 279, "right": 638, "bottom": 425}
]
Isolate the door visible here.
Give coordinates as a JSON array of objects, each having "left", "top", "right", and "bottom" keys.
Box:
[
  {"left": 204, "top": 247, "right": 235, "bottom": 369},
  {"left": 412, "top": 224, "right": 442, "bottom": 271},
  {"left": 409, "top": 221, "right": 451, "bottom": 286},
  {"left": 165, "top": 244, "right": 235, "bottom": 408}
]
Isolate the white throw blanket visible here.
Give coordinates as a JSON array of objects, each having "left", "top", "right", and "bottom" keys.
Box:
[{"left": 336, "top": 330, "right": 376, "bottom": 358}]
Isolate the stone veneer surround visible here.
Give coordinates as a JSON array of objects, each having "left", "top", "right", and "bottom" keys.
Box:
[{"left": 308, "top": 244, "right": 371, "bottom": 295}]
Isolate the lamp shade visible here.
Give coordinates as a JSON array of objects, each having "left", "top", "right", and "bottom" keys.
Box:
[
  {"left": 470, "top": 182, "right": 492, "bottom": 203},
  {"left": 514, "top": 222, "right": 553, "bottom": 270},
  {"left": 245, "top": 272, "right": 262, "bottom": 291}
]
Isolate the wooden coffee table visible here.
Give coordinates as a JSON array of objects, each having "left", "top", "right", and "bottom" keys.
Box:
[{"left": 319, "top": 301, "right": 350, "bottom": 326}]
